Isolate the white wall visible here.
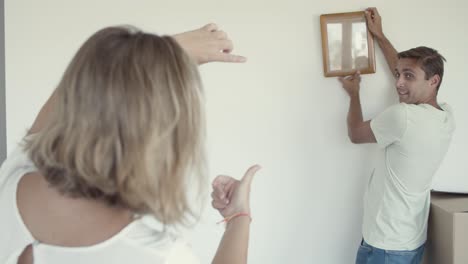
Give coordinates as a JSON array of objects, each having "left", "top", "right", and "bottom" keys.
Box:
[
  {"left": 5, "top": 0, "right": 468, "bottom": 263},
  {"left": 0, "top": 0, "right": 6, "bottom": 162}
]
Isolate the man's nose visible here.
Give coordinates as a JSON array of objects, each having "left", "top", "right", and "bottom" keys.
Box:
[{"left": 396, "top": 77, "right": 404, "bottom": 88}]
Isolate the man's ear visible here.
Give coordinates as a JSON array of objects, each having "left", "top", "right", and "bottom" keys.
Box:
[{"left": 430, "top": 74, "right": 441, "bottom": 88}]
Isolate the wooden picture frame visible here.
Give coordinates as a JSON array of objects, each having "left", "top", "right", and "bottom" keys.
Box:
[{"left": 320, "top": 11, "right": 376, "bottom": 77}]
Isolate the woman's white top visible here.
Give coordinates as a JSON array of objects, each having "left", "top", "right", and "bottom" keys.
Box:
[{"left": 0, "top": 143, "right": 200, "bottom": 264}]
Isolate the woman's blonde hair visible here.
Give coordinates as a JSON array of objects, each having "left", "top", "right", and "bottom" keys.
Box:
[{"left": 25, "top": 26, "right": 206, "bottom": 225}]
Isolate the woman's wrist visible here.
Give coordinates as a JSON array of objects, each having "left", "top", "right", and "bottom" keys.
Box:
[
  {"left": 224, "top": 212, "right": 252, "bottom": 229},
  {"left": 217, "top": 211, "right": 252, "bottom": 226}
]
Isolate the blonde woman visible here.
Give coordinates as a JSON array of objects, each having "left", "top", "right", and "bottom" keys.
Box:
[{"left": 0, "top": 24, "right": 260, "bottom": 264}]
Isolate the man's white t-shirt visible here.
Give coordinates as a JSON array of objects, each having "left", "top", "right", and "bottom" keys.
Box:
[
  {"left": 0, "top": 143, "right": 200, "bottom": 264},
  {"left": 364, "top": 103, "right": 455, "bottom": 250}
]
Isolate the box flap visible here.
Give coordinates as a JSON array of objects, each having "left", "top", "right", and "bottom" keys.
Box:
[{"left": 431, "top": 192, "right": 468, "bottom": 213}]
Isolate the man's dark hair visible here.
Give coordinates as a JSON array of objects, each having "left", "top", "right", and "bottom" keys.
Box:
[{"left": 398, "top": 46, "right": 446, "bottom": 91}]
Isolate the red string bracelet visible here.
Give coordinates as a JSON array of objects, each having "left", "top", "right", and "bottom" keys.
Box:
[{"left": 217, "top": 212, "right": 252, "bottom": 225}]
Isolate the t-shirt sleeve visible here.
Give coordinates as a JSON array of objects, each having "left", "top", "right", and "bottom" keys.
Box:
[
  {"left": 370, "top": 103, "right": 407, "bottom": 148},
  {"left": 0, "top": 139, "right": 37, "bottom": 186},
  {"left": 165, "top": 240, "right": 200, "bottom": 264}
]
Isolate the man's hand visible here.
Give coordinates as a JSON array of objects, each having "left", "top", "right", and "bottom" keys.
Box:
[
  {"left": 173, "top": 23, "right": 247, "bottom": 65},
  {"left": 365, "top": 7, "right": 384, "bottom": 40},
  {"left": 365, "top": 7, "right": 398, "bottom": 73},
  {"left": 211, "top": 165, "right": 261, "bottom": 218},
  {"left": 339, "top": 71, "right": 361, "bottom": 97}
]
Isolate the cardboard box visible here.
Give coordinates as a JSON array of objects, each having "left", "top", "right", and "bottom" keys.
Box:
[{"left": 422, "top": 192, "right": 468, "bottom": 264}]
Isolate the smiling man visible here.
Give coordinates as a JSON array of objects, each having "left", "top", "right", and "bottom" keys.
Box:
[{"left": 338, "top": 7, "right": 456, "bottom": 264}]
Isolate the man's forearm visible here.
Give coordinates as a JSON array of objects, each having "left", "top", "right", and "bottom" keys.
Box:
[
  {"left": 375, "top": 35, "right": 398, "bottom": 73},
  {"left": 347, "top": 93, "right": 364, "bottom": 137}
]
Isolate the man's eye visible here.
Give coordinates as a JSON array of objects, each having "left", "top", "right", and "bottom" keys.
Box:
[
  {"left": 395, "top": 73, "right": 400, "bottom": 78},
  {"left": 405, "top": 74, "right": 413, "bottom": 79}
]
